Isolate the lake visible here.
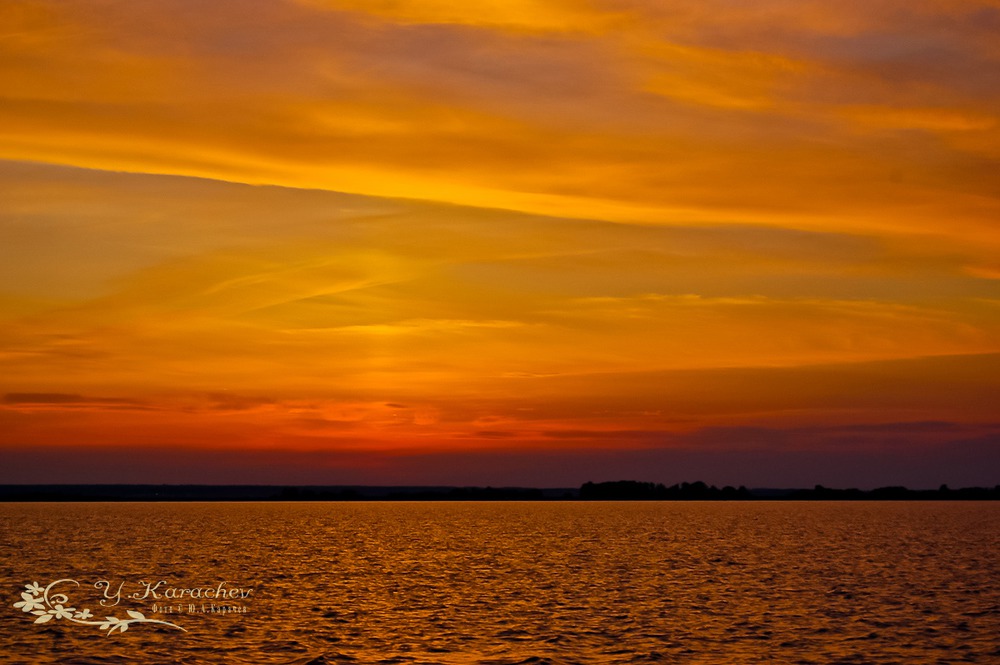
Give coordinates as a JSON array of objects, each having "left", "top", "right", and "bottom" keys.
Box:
[{"left": 2, "top": 502, "right": 998, "bottom": 664}]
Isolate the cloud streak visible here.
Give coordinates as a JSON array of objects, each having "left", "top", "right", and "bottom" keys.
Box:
[{"left": 1, "top": 0, "right": 999, "bottom": 235}]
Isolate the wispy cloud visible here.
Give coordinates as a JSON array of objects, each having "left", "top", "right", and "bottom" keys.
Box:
[
  {"left": 2, "top": 393, "right": 147, "bottom": 409},
  {"left": 1, "top": 0, "right": 998, "bottom": 233}
]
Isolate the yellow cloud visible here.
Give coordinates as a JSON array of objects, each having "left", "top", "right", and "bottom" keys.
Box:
[
  {"left": 296, "top": 0, "right": 620, "bottom": 33},
  {"left": 839, "top": 105, "right": 997, "bottom": 133},
  {"left": 3, "top": 0, "right": 1000, "bottom": 241},
  {"left": 641, "top": 42, "right": 809, "bottom": 110}
]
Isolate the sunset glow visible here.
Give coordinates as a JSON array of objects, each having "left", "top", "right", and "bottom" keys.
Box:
[{"left": 2, "top": 0, "right": 999, "bottom": 486}]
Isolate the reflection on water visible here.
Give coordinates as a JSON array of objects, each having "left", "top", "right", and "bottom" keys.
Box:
[{"left": 1, "top": 502, "right": 999, "bottom": 664}]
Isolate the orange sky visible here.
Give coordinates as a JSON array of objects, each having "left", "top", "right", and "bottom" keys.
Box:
[{"left": 2, "top": 0, "right": 999, "bottom": 487}]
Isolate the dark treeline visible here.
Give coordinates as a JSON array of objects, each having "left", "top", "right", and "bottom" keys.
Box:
[
  {"left": 784, "top": 484, "right": 1000, "bottom": 501},
  {"left": 1, "top": 482, "right": 999, "bottom": 501},
  {"left": 0, "top": 484, "right": 573, "bottom": 502},
  {"left": 278, "top": 486, "right": 556, "bottom": 501},
  {"left": 580, "top": 480, "right": 752, "bottom": 500},
  {"left": 579, "top": 480, "right": 1000, "bottom": 501}
]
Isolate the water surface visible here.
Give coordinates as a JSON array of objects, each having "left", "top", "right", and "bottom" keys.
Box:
[{"left": 1, "top": 502, "right": 998, "bottom": 664}]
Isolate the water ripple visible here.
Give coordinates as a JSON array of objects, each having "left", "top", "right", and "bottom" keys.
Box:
[{"left": 1, "top": 502, "right": 999, "bottom": 664}]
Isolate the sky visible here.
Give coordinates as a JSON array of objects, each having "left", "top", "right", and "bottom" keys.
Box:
[{"left": 1, "top": 0, "right": 999, "bottom": 488}]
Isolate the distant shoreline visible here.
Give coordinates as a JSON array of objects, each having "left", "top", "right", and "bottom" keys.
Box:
[{"left": 1, "top": 481, "right": 998, "bottom": 502}]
